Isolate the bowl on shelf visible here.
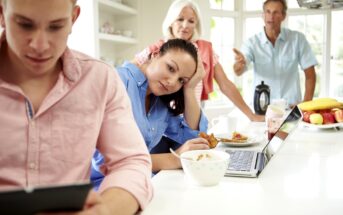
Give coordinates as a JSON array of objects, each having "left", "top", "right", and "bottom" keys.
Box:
[
  {"left": 122, "top": 30, "right": 133, "bottom": 37},
  {"left": 180, "top": 150, "right": 230, "bottom": 186}
]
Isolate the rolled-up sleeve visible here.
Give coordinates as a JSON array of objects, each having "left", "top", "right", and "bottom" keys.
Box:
[{"left": 96, "top": 68, "right": 153, "bottom": 209}]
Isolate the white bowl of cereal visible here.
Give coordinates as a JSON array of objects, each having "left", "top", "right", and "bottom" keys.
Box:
[{"left": 180, "top": 150, "right": 230, "bottom": 186}]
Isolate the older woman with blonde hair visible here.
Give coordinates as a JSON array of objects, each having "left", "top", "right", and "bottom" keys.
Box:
[{"left": 135, "top": 0, "right": 264, "bottom": 122}]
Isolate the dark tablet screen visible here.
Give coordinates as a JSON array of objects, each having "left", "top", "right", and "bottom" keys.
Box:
[{"left": 0, "top": 182, "right": 92, "bottom": 215}]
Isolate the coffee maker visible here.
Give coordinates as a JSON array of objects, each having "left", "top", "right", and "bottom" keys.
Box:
[{"left": 253, "top": 81, "right": 270, "bottom": 115}]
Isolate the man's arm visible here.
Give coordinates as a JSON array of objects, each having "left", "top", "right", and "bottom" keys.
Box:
[
  {"left": 233, "top": 48, "right": 246, "bottom": 76},
  {"left": 81, "top": 188, "right": 140, "bottom": 215},
  {"left": 303, "top": 66, "right": 316, "bottom": 102},
  {"left": 101, "top": 187, "right": 139, "bottom": 214},
  {"left": 94, "top": 67, "right": 153, "bottom": 214}
]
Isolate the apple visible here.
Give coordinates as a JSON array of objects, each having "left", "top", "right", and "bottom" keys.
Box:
[
  {"left": 334, "top": 109, "right": 343, "bottom": 123},
  {"left": 322, "top": 112, "right": 335, "bottom": 124},
  {"left": 319, "top": 109, "right": 331, "bottom": 114},
  {"left": 310, "top": 113, "right": 323, "bottom": 125},
  {"left": 303, "top": 111, "right": 315, "bottom": 123}
]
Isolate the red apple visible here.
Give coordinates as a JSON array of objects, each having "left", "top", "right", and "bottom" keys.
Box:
[
  {"left": 319, "top": 109, "right": 331, "bottom": 114},
  {"left": 334, "top": 109, "right": 343, "bottom": 123},
  {"left": 322, "top": 112, "right": 335, "bottom": 124},
  {"left": 303, "top": 111, "right": 315, "bottom": 123}
]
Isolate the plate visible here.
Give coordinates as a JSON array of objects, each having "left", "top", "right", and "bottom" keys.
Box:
[
  {"left": 300, "top": 121, "right": 343, "bottom": 129},
  {"left": 216, "top": 134, "right": 262, "bottom": 147}
]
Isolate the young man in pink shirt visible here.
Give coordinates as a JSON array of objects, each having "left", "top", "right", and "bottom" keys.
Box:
[{"left": 0, "top": 0, "right": 153, "bottom": 214}]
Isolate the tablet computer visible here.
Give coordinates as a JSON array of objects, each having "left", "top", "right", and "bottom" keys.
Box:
[{"left": 0, "top": 182, "right": 92, "bottom": 215}]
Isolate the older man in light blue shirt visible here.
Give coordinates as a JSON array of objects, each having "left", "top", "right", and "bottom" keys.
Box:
[{"left": 233, "top": 0, "right": 317, "bottom": 106}]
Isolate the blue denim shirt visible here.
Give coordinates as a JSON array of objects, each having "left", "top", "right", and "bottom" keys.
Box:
[
  {"left": 91, "top": 61, "right": 208, "bottom": 188},
  {"left": 241, "top": 27, "right": 318, "bottom": 105}
]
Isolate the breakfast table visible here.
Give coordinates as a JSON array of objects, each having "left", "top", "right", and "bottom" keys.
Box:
[{"left": 141, "top": 110, "right": 343, "bottom": 215}]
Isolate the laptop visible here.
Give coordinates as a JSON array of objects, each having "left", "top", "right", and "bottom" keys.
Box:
[{"left": 224, "top": 105, "right": 302, "bottom": 177}]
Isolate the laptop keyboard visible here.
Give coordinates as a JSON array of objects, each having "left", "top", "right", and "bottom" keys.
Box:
[{"left": 226, "top": 150, "right": 254, "bottom": 172}]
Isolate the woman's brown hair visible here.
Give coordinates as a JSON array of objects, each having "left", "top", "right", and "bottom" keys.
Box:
[{"left": 153, "top": 38, "right": 198, "bottom": 116}]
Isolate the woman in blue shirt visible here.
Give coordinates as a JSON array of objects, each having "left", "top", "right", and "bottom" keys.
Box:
[{"left": 92, "top": 39, "right": 210, "bottom": 188}]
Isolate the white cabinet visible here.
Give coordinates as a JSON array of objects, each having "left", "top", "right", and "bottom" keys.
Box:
[{"left": 68, "top": 0, "right": 139, "bottom": 67}]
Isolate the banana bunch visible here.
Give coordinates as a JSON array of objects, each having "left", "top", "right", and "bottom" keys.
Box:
[{"left": 298, "top": 98, "right": 343, "bottom": 111}]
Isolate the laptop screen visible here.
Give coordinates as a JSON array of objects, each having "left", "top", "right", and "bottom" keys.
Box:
[{"left": 262, "top": 106, "right": 302, "bottom": 160}]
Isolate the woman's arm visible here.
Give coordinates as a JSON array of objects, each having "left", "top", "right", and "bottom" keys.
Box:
[
  {"left": 151, "top": 153, "right": 181, "bottom": 172},
  {"left": 182, "top": 53, "right": 206, "bottom": 129},
  {"left": 151, "top": 137, "right": 209, "bottom": 172},
  {"left": 213, "top": 63, "right": 265, "bottom": 122}
]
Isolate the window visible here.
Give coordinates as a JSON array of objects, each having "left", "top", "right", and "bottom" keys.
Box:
[
  {"left": 209, "top": 16, "right": 235, "bottom": 103},
  {"left": 288, "top": 14, "right": 325, "bottom": 97},
  {"left": 245, "top": 0, "right": 264, "bottom": 11},
  {"left": 209, "top": 0, "right": 234, "bottom": 11},
  {"left": 331, "top": 11, "right": 343, "bottom": 97}
]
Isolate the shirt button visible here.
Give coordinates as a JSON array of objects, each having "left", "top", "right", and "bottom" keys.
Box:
[
  {"left": 29, "top": 163, "right": 36, "bottom": 169},
  {"left": 31, "top": 121, "right": 35, "bottom": 127},
  {"left": 138, "top": 81, "right": 141, "bottom": 85},
  {"left": 151, "top": 127, "right": 155, "bottom": 131}
]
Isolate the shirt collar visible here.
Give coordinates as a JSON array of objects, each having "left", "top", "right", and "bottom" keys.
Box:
[
  {"left": 60, "top": 48, "right": 82, "bottom": 82},
  {"left": 278, "top": 27, "right": 286, "bottom": 42},
  {"left": 261, "top": 27, "right": 286, "bottom": 44},
  {"left": 261, "top": 27, "right": 270, "bottom": 44},
  {"left": 122, "top": 61, "right": 147, "bottom": 87}
]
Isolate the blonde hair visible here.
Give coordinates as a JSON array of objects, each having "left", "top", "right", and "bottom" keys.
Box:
[{"left": 162, "top": 0, "right": 202, "bottom": 40}]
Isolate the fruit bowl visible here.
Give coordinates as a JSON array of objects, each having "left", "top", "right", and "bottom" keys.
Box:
[{"left": 300, "top": 121, "right": 343, "bottom": 129}]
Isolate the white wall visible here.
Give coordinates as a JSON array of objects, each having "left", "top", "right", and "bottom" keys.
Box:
[
  {"left": 137, "top": 0, "right": 173, "bottom": 51},
  {"left": 137, "top": 0, "right": 211, "bottom": 51},
  {"left": 68, "top": 1, "right": 97, "bottom": 57}
]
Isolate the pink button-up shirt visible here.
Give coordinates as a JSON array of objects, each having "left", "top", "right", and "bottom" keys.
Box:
[{"left": 0, "top": 36, "right": 153, "bottom": 208}]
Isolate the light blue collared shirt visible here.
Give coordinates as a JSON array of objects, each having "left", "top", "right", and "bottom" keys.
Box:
[
  {"left": 91, "top": 61, "right": 208, "bottom": 188},
  {"left": 117, "top": 61, "right": 208, "bottom": 151},
  {"left": 241, "top": 27, "right": 318, "bottom": 105}
]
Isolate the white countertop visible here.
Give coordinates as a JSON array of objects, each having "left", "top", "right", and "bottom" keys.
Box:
[{"left": 142, "top": 120, "right": 343, "bottom": 215}]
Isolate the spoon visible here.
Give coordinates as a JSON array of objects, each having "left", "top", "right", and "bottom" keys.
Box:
[{"left": 169, "top": 148, "right": 193, "bottom": 161}]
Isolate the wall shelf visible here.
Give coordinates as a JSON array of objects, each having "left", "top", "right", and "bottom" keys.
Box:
[
  {"left": 98, "top": 0, "right": 137, "bottom": 15},
  {"left": 98, "top": 33, "right": 138, "bottom": 44}
]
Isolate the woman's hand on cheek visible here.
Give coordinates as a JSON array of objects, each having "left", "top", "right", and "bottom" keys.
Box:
[{"left": 184, "top": 52, "right": 205, "bottom": 90}]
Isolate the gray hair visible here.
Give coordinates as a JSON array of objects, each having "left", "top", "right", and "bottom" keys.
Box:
[
  {"left": 263, "top": 0, "right": 288, "bottom": 15},
  {"left": 162, "top": 0, "right": 202, "bottom": 40}
]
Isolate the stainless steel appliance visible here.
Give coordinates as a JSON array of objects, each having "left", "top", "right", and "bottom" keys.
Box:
[{"left": 297, "top": 0, "right": 343, "bottom": 9}]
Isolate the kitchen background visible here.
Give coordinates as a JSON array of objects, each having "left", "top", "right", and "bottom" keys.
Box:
[{"left": 2, "top": 0, "right": 343, "bottom": 116}]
